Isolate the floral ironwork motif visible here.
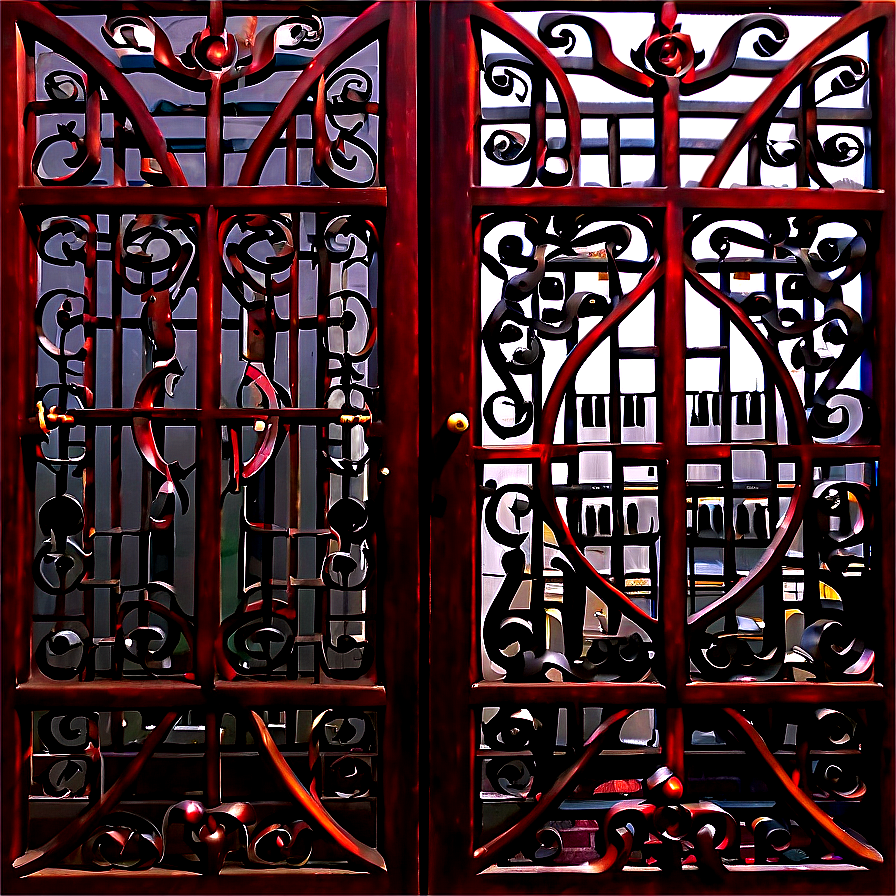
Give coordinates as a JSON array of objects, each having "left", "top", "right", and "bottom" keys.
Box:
[
  {"left": 20, "top": 2, "right": 382, "bottom": 188},
  {"left": 478, "top": 3, "right": 874, "bottom": 189}
]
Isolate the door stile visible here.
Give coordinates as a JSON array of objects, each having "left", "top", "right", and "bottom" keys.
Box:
[
  {"left": 428, "top": 2, "right": 480, "bottom": 892},
  {"left": 1, "top": 2, "right": 33, "bottom": 871},
  {"left": 870, "top": 5, "right": 895, "bottom": 885},
  {"left": 380, "top": 3, "right": 421, "bottom": 893}
]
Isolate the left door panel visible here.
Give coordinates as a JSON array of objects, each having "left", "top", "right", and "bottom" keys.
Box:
[{"left": 0, "top": 3, "right": 419, "bottom": 892}]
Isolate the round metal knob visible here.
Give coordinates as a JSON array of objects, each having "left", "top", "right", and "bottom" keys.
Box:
[{"left": 446, "top": 412, "right": 469, "bottom": 434}]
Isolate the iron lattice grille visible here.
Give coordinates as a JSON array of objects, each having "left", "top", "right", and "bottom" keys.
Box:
[
  {"left": 429, "top": 1, "right": 894, "bottom": 892},
  {"left": 1, "top": 1, "right": 419, "bottom": 890}
]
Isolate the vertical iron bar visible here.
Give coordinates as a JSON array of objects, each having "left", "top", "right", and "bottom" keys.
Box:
[
  {"left": 206, "top": 1, "right": 224, "bottom": 188},
  {"left": 608, "top": 114, "right": 621, "bottom": 188},
  {"left": 197, "top": 202, "right": 222, "bottom": 803},
  {"left": 720, "top": 272, "right": 736, "bottom": 628},
  {"left": 659, "top": 74, "right": 686, "bottom": 780},
  {"left": 196, "top": 204, "right": 221, "bottom": 689},
  {"left": 82, "top": 218, "right": 97, "bottom": 672}
]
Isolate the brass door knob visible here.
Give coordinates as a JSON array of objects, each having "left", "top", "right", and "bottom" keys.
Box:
[{"left": 446, "top": 412, "right": 469, "bottom": 433}]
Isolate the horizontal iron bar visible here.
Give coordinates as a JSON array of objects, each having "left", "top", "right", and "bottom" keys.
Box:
[
  {"left": 684, "top": 681, "right": 885, "bottom": 703},
  {"left": 18, "top": 185, "right": 387, "bottom": 210},
  {"left": 469, "top": 681, "right": 666, "bottom": 705},
  {"left": 469, "top": 681, "right": 883, "bottom": 706},
  {"left": 472, "top": 186, "right": 887, "bottom": 210},
  {"left": 16, "top": 679, "right": 387, "bottom": 708},
  {"left": 473, "top": 443, "right": 666, "bottom": 461},
  {"left": 23, "top": 407, "right": 365, "bottom": 427},
  {"left": 548, "top": 136, "right": 860, "bottom": 156},
  {"left": 472, "top": 443, "right": 880, "bottom": 462},
  {"left": 483, "top": 101, "right": 871, "bottom": 123},
  {"left": 484, "top": 51, "right": 790, "bottom": 77},
  {"left": 495, "top": 0, "right": 866, "bottom": 13}
]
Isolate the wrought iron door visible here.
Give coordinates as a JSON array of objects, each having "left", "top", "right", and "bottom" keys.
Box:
[
  {"left": 1, "top": 2, "right": 418, "bottom": 892},
  {"left": 2, "top": 2, "right": 895, "bottom": 894},
  {"left": 429, "top": 1, "right": 895, "bottom": 893}
]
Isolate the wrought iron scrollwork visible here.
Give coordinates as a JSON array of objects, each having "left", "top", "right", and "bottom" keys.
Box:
[
  {"left": 314, "top": 69, "right": 379, "bottom": 187},
  {"left": 31, "top": 213, "right": 197, "bottom": 681},
  {"left": 680, "top": 214, "right": 878, "bottom": 684},
  {"left": 83, "top": 813, "right": 165, "bottom": 871},
  {"left": 218, "top": 212, "right": 378, "bottom": 682},
  {"left": 478, "top": 4, "right": 877, "bottom": 190},
  {"left": 481, "top": 213, "right": 649, "bottom": 439},
  {"left": 102, "top": 10, "right": 324, "bottom": 86},
  {"left": 694, "top": 215, "right": 873, "bottom": 443},
  {"left": 479, "top": 212, "right": 661, "bottom": 683},
  {"left": 475, "top": 705, "right": 881, "bottom": 871},
  {"left": 18, "top": 707, "right": 383, "bottom": 876}
]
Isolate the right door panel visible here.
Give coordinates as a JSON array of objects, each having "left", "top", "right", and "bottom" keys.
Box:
[{"left": 428, "top": 2, "right": 895, "bottom": 893}]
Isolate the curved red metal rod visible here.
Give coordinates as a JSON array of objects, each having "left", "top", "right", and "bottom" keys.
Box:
[
  {"left": 238, "top": 365, "right": 281, "bottom": 480},
  {"left": 239, "top": 3, "right": 390, "bottom": 186},
  {"left": 473, "top": 3, "right": 582, "bottom": 185},
  {"left": 583, "top": 823, "right": 635, "bottom": 873},
  {"left": 701, "top": 4, "right": 882, "bottom": 188},
  {"left": 13, "top": 711, "right": 180, "bottom": 877},
  {"left": 248, "top": 711, "right": 387, "bottom": 873},
  {"left": 722, "top": 708, "right": 883, "bottom": 866},
  {"left": 536, "top": 259, "right": 663, "bottom": 638},
  {"left": 684, "top": 263, "right": 812, "bottom": 630},
  {"left": 472, "top": 707, "right": 631, "bottom": 871},
  {"left": 14, "top": 2, "right": 186, "bottom": 186}
]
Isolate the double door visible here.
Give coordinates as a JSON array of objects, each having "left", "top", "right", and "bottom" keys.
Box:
[{"left": 1, "top": 2, "right": 893, "bottom": 894}]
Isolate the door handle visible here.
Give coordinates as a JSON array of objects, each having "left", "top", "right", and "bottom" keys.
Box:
[
  {"left": 445, "top": 412, "right": 469, "bottom": 434},
  {"left": 36, "top": 401, "right": 75, "bottom": 435}
]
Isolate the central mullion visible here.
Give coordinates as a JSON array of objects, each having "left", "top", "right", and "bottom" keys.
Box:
[
  {"left": 195, "top": 204, "right": 222, "bottom": 806},
  {"left": 658, "top": 76, "right": 688, "bottom": 779}
]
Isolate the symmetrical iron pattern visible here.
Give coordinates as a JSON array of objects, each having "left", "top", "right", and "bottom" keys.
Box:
[
  {"left": 475, "top": 704, "right": 880, "bottom": 871},
  {"left": 2, "top": 1, "right": 419, "bottom": 890},
  {"left": 21, "top": 708, "right": 381, "bottom": 875},
  {"left": 479, "top": 212, "right": 662, "bottom": 684},
  {"left": 429, "top": 1, "right": 893, "bottom": 891},
  {"left": 477, "top": 5, "right": 874, "bottom": 190},
  {"left": 2, "top": 1, "right": 893, "bottom": 893},
  {"left": 219, "top": 211, "right": 380, "bottom": 682}
]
